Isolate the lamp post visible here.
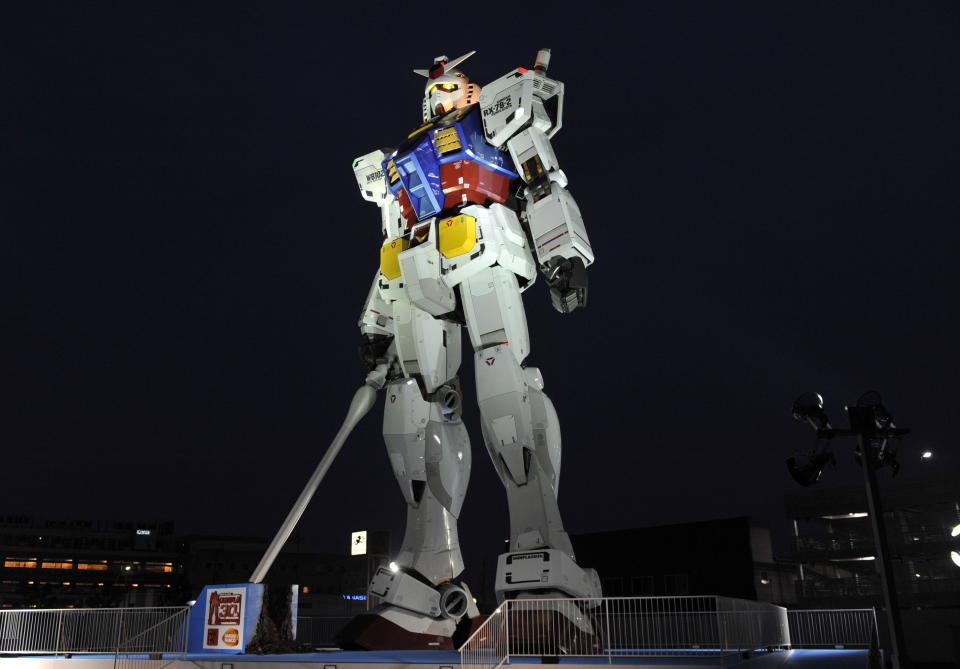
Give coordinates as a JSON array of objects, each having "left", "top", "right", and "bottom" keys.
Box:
[{"left": 788, "top": 391, "right": 910, "bottom": 669}]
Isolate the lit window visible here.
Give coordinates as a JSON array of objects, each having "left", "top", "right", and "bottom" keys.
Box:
[
  {"left": 41, "top": 561, "right": 73, "bottom": 570},
  {"left": 4, "top": 559, "right": 38, "bottom": 569},
  {"left": 302, "top": 586, "right": 310, "bottom": 594},
  {"left": 143, "top": 563, "right": 173, "bottom": 573},
  {"left": 77, "top": 563, "right": 108, "bottom": 571}
]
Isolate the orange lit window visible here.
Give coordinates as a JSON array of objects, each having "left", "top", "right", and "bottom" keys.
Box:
[
  {"left": 77, "top": 563, "right": 108, "bottom": 571},
  {"left": 302, "top": 586, "right": 310, "bottom": 594},
  {"left": 4, "top": 559, "right": 37, "bottom": 569},
  {"left": 41, "top": 561, "right": 73, "bottom": 570},
  {"left": 143, "top": 563, "right": 174, "bottom": 573}
]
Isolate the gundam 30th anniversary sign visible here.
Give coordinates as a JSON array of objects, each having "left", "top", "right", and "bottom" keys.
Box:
[{"left": 203, "top": 587, "right": 245, "bottom": 650}]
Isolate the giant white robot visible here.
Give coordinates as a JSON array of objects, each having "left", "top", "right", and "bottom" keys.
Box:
[{"left": 343, "top": 49, "right": 599, "bottom": 649}]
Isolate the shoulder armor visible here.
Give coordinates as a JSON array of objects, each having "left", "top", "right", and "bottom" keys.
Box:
[
  {"left": 480, "top": 69, "right": 564, "bottom": 148},
  {"left": 353, "top": 149, "right": 391, "bottom": 205}
]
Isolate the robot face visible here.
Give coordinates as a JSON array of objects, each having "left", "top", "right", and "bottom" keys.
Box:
[
  {"left": 425, "top": 71, "right": 470, "bottom": 118},
  {"left": 415, "top": 52, "right": 480, "bottom": 121}
]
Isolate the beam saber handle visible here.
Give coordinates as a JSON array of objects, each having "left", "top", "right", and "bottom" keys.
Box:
[{"left": 249, "top": 359, "right": 391, "bottom": 584}]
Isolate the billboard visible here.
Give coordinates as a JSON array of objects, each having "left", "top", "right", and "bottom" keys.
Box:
[{"left": 351, "top": 530, "right": 367, "bottom": 556}]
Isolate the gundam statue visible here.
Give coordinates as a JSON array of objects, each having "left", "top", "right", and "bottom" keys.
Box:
[{"left": 341, "top": 49, "right": 599, "bottom": 650}]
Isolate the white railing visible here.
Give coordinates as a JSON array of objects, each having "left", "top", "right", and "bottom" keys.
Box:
[
  {"left": 787, "top": 609, "right": 878, "bottom": 649},
  {"left": 114, "top": 607, "right": 189, "bottom": 669},
  {"left": 0, "top": 606, "right": 188, "bottom": 662},
  {"left": 459, "top": 596, "right": 790, "bottom": 668}
]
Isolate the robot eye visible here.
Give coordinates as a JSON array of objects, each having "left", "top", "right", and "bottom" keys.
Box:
[{"left": 431, "top": 84, "right": 459, "bottom": 94}]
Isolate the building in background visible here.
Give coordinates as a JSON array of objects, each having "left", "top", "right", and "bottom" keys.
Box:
[
  {"left": 786, "top": 475, "right": 960, "bottom": 665},
  {"left": 0, "top": 516, "right": 369, "bottom": 615},
  {"left": 0, "top": 516, "right": 179, "bottom": 608},
  {"left": 571, "top": 516, "right": 797, "bottom": 605}
]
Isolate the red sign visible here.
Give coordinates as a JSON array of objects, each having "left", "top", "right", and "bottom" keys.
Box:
[{"left": 207, "top": 591, "right": 242, "bottom": 626}]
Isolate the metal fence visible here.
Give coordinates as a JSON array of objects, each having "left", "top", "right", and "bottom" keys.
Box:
[
  {"left": 296, "top": 616, "right": 352, "bottom": 648},
  {"left": 787, "top": 609, "right": 878, "bottom": 649},
  {"left": 0, "top": 606, "right": 188, "bottom": 663},
  {"left": 114, "top": 607, "right": 189, "bottom": 669},
  {"left": 459, "top": 596, "right": 790, "bottom": 668}
]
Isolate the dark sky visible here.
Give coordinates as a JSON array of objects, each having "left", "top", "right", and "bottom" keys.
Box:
[{"left": 4, "top": 3, "right": 959, "bottom": 590}]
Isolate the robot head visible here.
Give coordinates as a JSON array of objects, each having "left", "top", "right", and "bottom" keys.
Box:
[{"left": 414, "top": 51, "right": 481, "bottom": 121}]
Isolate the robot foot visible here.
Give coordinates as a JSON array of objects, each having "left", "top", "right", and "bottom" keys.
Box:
[
  {"left": 505, "top": 596, "right": 602, "bottom": 655},
  {"left": 494, "top": 550, "right": 604, "bottom": 655},
  {"left": 335, "top": 603, "right": 485, "bottom": 650},
  {"left": 496, "top": 549, "right": 602, "bottom": 601},
  {"left": 336, "top": 604, "right": 457, "bottom": 650},
  {"left": 336, "top": 566, "right": 482, "bottom": 650}
]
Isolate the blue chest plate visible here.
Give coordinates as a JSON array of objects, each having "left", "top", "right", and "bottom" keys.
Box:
[{"left": 383, "top": 105, "right": 518, "bottom": 222}]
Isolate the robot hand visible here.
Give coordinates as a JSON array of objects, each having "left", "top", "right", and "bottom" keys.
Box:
[
  {"left": 544, "top": 256, "right": 588, "bottom": 313},
  {"left": 360, "top": 334, "right": 394, "bottom": 374}
]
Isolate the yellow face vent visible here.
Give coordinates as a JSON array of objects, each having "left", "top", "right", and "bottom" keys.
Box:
[
  {"left": 387, "top": 160, "right": 399, "bottom": 184},
  {"left": 380, "top": 237, "right": 410, "bottom": 280},
  {"left": 438, "top": 214, "right": 477, "bottom": 259},
  {"left": 434, "top": 127, "right": 462, "bottom": 155}
]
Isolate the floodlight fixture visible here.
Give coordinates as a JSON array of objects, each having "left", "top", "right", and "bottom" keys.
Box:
[
  {"left": 922, "top": 451, "right": 933, "bottom": 460},
  {"left": 857, "top": 390, "right": 894, "bottom": 429},
  {"left": 786, "top": 448, "right": 835, "bottom": 486},
  {"left": 792, "top": 392, "right": 831, "bottom": 431}
]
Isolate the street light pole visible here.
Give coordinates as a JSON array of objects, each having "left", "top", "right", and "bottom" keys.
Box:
[
  {"left": 849, "top": 406, "right": 909, "bottom": 669},
  {"left": 789, "top": 392, "right": 911, "bottom": 669}
]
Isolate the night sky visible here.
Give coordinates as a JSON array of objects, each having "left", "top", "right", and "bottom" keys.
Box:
[{"left": 4, "top": 3, "right": 959, "bottom": 590}]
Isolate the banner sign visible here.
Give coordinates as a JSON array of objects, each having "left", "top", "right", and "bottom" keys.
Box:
[
  {"left": 203, "top": 587, "right": 246, "bottom": 650},
  {"left": 187, "top": 583, "right": 263, "bottom": 654}
]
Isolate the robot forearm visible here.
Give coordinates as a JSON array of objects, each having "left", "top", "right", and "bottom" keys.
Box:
[
  {"left": 358, "top": 272, "right": 394, "bottom": 338},
  {"left": 508, "top": 126, "right": 593, "bottom": 312},
  {"left": 509, "top": 127, "right": 594, "bottom": 269},
  {"left": 359, "top": 274, "right": 395, "bottom": 373}
]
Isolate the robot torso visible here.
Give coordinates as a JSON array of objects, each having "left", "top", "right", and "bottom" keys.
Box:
[{"left": 383, "top": 105, "right": 519, "bottom": 228}]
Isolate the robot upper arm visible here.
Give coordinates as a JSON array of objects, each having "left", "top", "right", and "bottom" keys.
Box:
[{"left": 483, "top": 72, "right": 592, "bottom": 270}]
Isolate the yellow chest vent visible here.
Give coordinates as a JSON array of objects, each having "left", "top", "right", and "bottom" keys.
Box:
[{"left": 434, "top": 127, "right": 463, "bottom": 155}]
